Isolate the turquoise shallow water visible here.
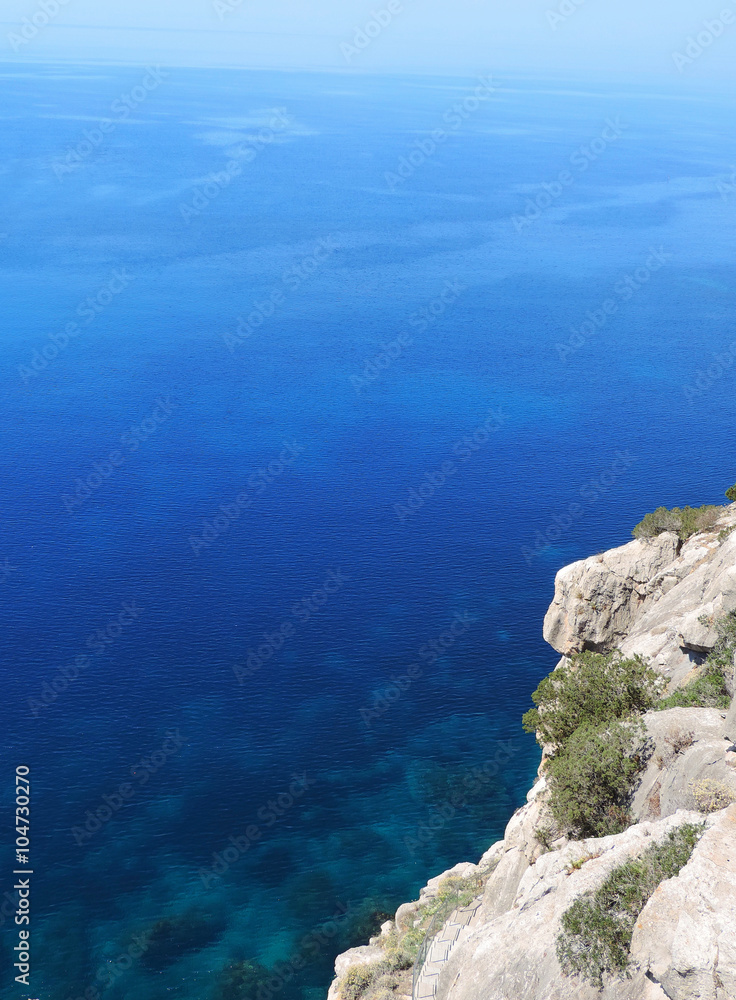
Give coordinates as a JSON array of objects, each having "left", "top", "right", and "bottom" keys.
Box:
[{"left": 1, "top": 64, "right": 735, "bottom": 1000}]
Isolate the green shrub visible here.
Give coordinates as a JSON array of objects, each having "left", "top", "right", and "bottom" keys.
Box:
[
  {"left": 421, "top": 868, "right": 491, "bottom": 921},
  {"left": 657, "top": 662, "right": 730, "bottom": 710},
  {"left": 338, "top": 864, "right": 498, "bottom": 1000},
  {"left": 522, "top": 651, "right": 662, "bottom": 750},
  {"left": 557, "top": 823, "right": 704, "bottom": 987},
  {"left": 726, "top": 484, "right": 736, "bottom": 502},
  {"left": 341, "top": 964, "right": 383, "bottom": 1000},
  {"left": 340, "top": 958, "right": 409, "bottom": 1000},
  {"left": 632, "top": 504, "right": 723, "bottom": 541},
  {"left": 657, "top": 610, "right": 735, "bottom": 711},
  {"left": 709, "top": 609, "right": 736, "bottom": 670},
  {"left": 545, "top": 720, "right": 646, "bottom": 839},
  {"left": 632, "top": 506, "right": 680, "bottom": 538}
]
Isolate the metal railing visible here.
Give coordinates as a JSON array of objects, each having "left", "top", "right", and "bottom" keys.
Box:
[
  {"left": 411, "top": 889, "right": 463, "bottom": 1000},
  {"left": 410, "top": 861, "right": 498, "bottom": 1000}
]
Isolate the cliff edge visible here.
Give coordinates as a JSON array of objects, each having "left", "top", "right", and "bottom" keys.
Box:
[{"left": 328, "top": 504, "right": 736, "bottom": 1000}]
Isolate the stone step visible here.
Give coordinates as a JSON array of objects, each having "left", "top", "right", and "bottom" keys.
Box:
[{"left": 413, "top": 899, "right": 484, "bottom": 1000}]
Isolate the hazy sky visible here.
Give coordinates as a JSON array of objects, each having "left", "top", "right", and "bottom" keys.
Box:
[{"left": 1, "top": 0, "right": 735, "bottom": 80}]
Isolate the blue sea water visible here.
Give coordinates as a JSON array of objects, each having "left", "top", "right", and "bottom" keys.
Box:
[{"left": 1, "top": 63, "right": 736, "bottom": 1000}]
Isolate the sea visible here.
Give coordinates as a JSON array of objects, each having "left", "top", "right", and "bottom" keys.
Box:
[{"left": 1, "top": 62, "right": 735, "bottom": 1000}]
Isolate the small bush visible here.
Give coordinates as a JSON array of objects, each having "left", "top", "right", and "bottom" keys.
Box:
[
  {"left": 654, "top": 729, "right": 695, "bottom": 769},
  {"left": 556, "top": 823, "right": 704, "bottom": 987},
  {"left": 534, "top": 824, "right": 556, "bottom": 852},
  {"left": 708, "top": 609, "right": 736, "bottom": 672},
  {"left": 340, "top": 958, "right": 409, "bottom": 1000},
  {"left": 726, "top": 484, "right": 736, "bottom": 502},
  {"left": 657, "top": 663, "right": 730, "bottom": 710},
  {"left": 632, "top": 504, "right": 723, "bottom": 540},
  {"left": 545, "top": 720, "right": 646, "bottom": 839},
  {"left": 657, "top": 610, "right": 735, "bottom": 711},
  {"left": 632, "top": 506, "right": 681, "bottom": 538},
  {"left": 719, "top": 525, "right": 735, "bottom": 543},
  {"left": 664, "top": 729, "right": 694, "bottom": 755},
  {"left": 338, "top": 865, "right": 497, "bottom": 1000},
  {"left": 523, "top": 651, "right": 662, "bottom": 750},
  {"left": 422, "top": 868, "right": 490, "bottom": 920},
  {"left": 341, "top": 964, "right": 383, "bottom": 1000},
  {"left": 692, "top": 778, "right": 736, "bottom": 813}
]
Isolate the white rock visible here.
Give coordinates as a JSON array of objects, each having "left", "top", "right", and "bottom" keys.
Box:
[
  {"left": 543, "top": 533, "right": 680, "bottom": 654},
  {"left": 326, "top": 505, "right": 736, "bottom": 1000},
  {"left": 436, "top": 812, "right": 717, "bottom": 1000},
  {"left": 631, "top": 804, "right": 736, "bottom": 1000}
]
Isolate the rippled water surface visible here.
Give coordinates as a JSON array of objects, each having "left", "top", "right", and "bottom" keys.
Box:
[{"left": 1, "top": 64, "right": 735, "bottom": 1000}]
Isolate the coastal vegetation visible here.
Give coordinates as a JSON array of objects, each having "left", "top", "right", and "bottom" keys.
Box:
[
  {"left": 545, "top": 719, "right": 646, "bottom": 838},
  {"left": 691, "top": 778, "right": 736, "bottom": 813},
  {"left": 656, "top": 609, "right": 735, "bottom": 710},
  {"left": 525, "top": 605, "right": 735, "bottom": 839},
  {"left": 339, "top": 517, "right": 736, "bottom": 999},
  {"left": 523, "top": 651, "right": 660, "bottom": 838},
  {"left": 522, "top": 651, "right": 661, "bottom": 750},
  {"left": 336, "top": 866, "right": 495, "bottom": 1000},
  {"left": 632, "top": 503, "right": 723, "bottom": 540},
  {"left": 556, "top": 823, "right": 704, "bottom": 987},
  {"left": 632, "top": 482, "right": 736, "bottom": 540}
]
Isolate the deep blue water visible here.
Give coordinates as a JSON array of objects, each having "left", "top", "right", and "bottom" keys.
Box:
[{"left": 1, "top": 64, "right": 736, "bottom": 1000}]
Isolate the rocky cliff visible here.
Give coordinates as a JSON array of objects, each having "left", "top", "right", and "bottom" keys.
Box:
[{"left": 328, "top": 504, "right": 736, "bottom": 1000}]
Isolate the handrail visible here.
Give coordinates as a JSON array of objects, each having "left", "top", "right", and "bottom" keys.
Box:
[
  {"left": 410, "top": 862, "right": 497, "bottom": 1000},
  {"left": 411, "top": 889, "right": 462, "bottom": 1000}
]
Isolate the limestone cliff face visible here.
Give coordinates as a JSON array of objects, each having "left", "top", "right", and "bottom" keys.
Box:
[
  {"left": 328, "top": 504, "right": 736, "bottom": 1000},
  {"left": 544, "top": 506, "right": 736, "bottom": 689},
  {"left": 437, "top": 807, "right": 736, "bottom": 1000}
]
